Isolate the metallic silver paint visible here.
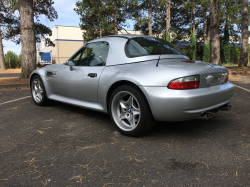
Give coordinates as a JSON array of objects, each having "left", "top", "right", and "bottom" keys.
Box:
[{"left": 30, "top": 35, "right": 235, "bottom": 122}]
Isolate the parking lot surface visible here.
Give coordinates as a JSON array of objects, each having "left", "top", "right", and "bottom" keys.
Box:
[{"left": 0, "top": 78, "right": 250, "bottom": 187}]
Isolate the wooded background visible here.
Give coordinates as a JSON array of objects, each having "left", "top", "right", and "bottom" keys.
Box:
[{"left": 0, "top": 0, "right": 249, "bottom": 78}]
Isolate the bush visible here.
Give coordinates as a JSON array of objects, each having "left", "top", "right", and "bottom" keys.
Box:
[
  {"left": 203, "top": 43, "right": 210, "bottom": 62},
  {"left": 222, "top": 27, "right": 230, "bottom": 64},
  {"left": 4, "top": 51, "right": 21, "bottom": 69},
  {"left": 166, "top": 32, "right": 171, "bottom": 42},
  {"left": 190, "top": 32, "right": 196, "bottom": 60},
  {"left": 229, "top": 46, "right": 241, "bottom": 64}
]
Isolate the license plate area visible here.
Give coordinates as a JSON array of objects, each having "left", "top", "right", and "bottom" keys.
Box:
[{"left": 206, "top": 73, "right": 223, "bottom": 86}]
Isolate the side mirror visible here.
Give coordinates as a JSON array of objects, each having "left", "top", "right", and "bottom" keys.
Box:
[{"left": 67, "top": 60, "right": 75, "bottom": 71}]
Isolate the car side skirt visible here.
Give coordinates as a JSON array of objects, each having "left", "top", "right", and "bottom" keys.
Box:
[{"left": 48, "top": 94, "right": 108, "bottom": 113}]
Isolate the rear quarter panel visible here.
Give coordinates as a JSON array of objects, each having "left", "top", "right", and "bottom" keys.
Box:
[{"left": 98, "top": 61, "right": 190, "bottom": 107}]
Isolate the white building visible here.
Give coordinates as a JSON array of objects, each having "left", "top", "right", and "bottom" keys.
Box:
[{"left": 37, "top": 25, "right": 142, "bottom": 64}]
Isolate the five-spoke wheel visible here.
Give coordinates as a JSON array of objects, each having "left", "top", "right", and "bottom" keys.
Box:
[
  {"left": 31, "top": 75, "right": 48, "bottom": 106},
  {"left": 111, "top": 91, "right": 141, "bottom": 131},
  {"left": 109, "top": 85, "right": 155, "bottom": 136}
]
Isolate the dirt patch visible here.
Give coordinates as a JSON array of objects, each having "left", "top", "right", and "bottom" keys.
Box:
[
  {"left": 228, "top": 67, "right": 250, "bottom": 72},
  {"left": 0, "top": 69, "right": 21, "bottom": 74},
  {"left": 0, "top": 77, "right": 29, "bottom": 84}
]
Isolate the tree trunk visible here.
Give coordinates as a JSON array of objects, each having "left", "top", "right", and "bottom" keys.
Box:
[
  {"left": 239, "top": 0, "right": 249, "bottom": 67},
  {"left": 210, "top": 0, "right": 220, "bottom": 65},
  {"left": 0, "top": 27, "right": 6, "bottom": 70},
  {"left": 100, "top": 22, "right": 102, "bottom": 37},
  {"left": 148, "top": 0, "right": 152, "bottom": 36},
  {"left": 19, "top": 0, "right": 36, "bottom": 78},
  {"left": 99, "top": 2, "right": 102, "bottom": 37},
  {"left": 203, "top": 7, "right": 208, "bottom": 45},
  {"left": 166, "top": 0, "right": 171, "bottom": 36},
  {"left": 192, "top": 6, "right": 195, "bottom": 34},
  {"left": 112, "top": 1, "right": 118, "bottom": 35}
]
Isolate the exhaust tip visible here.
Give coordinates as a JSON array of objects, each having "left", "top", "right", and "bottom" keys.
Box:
[{"left": 199, "top": 112, "right": 212, "bottom": 120}]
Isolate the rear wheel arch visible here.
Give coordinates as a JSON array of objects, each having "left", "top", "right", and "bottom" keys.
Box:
[{"left": 106, "top": 80, "right": 152, "bottom": 114}]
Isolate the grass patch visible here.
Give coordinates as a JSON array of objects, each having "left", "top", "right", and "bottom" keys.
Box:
[
  {"left": 0, "top": 68, "right": 21, "bottom": 74},
  {"left": 0, "top": 77, "right": 29, "bottom": 84}
]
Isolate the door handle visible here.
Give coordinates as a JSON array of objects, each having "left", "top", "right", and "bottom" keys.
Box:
[{"left": 88, "top": 73, "right": 97, "bottom": 78}]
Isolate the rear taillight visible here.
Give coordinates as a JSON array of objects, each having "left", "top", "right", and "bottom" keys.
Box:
[
  {"left": 181, "top": 60, "right": 195, "bottom": 63},
  {"left": 168, "top": 75, "right": 200, "bottom": 89},
  {"left": 225, "top": 73, "right": 229, "bottom": 83}
]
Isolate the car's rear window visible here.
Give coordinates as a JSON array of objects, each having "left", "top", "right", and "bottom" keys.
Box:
[{"left": 125, "top": 37, "right": 184, "bottom": 57}]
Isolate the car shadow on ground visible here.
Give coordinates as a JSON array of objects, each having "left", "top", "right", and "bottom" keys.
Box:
[{"left": 44, "top": 100, "right": 229, "bottom": 139}]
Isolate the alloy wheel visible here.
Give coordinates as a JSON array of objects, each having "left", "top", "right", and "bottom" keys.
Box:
[
  {"left": 32, "top": 79, "right": 44, "bottom": 103},
  {"left": 111, "top": 91, "right": 141, "bottom": 131}
]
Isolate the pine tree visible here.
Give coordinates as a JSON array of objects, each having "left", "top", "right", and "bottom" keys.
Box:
[
  {"left": 239, "top": 0, "right": 249, "bottom": 67},
  {"left": 132, "top": 0, "right": 157, "bottom": 36},
  {"left": 0, "top": 0, "right": 19, "bottom": 70},
  {"left": 210, "top": 0, "right": 220, "bottom": 65},
  {"left": 75, "top": 0, "right": 127, "bottom": 42},
  {"left": 2, "top": 0, "right": 57, "bottom": 77}
]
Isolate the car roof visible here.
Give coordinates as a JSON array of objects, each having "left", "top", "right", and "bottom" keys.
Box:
[
  {"left": 88, "top": 34, "right": 152, "bottom": 43},
  {"left": 106, "top": 34, "right": 148, "bottom": 38}
]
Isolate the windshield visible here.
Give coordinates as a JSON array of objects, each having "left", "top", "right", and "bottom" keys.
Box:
[{"left": 125, "top": 37, "right": 184, "bottom": 57}]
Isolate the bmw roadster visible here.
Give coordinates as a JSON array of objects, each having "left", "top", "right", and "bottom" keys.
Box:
[{"left": 30, "top": 35, "right": 235, "bottom": 136}]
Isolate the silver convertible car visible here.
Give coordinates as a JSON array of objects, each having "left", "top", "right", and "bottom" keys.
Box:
[{"left": 30, "top": 35, "right": 235, "bottom": 136}]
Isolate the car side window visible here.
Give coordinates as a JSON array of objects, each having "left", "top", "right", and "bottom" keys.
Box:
[
  {"left": 74, "top": 42, "right": 109, "bottom": 67},
  {"left": 70, "top": 48, "right": 84, "bottom": 65}
]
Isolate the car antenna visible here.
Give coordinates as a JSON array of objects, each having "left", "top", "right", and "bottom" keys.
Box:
[
  {"left": 156, "top": 54, "right": 161, "bottom": 67},
  {"left": 156, "top": 44, "right": 162, "bottom": 67}
]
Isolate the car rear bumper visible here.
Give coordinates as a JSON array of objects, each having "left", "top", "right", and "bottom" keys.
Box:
[{"left": 140, "top": 82, "right": 235, "bottom": 121}]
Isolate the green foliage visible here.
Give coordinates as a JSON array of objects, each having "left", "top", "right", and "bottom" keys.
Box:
[
  {"left": 74, "top": 0, "right": 128, "bottom": 42},
  {"left": 221, "top": 26, "right": 230, "bottom": 64},
  {"left": 203, "top": 43, "right": 210, "bottom": 62},
  {"left": 166, "top": 32, "right": 171, "bottom": 42},
  {"left": 190, "top": 31, "right": 196, "bottom": 60},
  {"left": 3, "top": 0, "right": 58, "bottom": 46},
  {"left": 228, "top": 45, "right": 250, "bottom": 65},
  {"left": 4, "top": 51, "right": 21, "bottom": 69}
]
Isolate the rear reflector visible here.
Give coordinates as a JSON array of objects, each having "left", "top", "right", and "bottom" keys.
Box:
[
  {"left": 181, "top": 60, "right": 195, "bottom": 63},
  {"left": 168, "top": 75, "right": 200, "bottom": 89}
]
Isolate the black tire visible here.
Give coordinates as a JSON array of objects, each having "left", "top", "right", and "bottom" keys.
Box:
[
  {"left": 109, "top": 84, "right": 156, "bottom": 137},
  {"left": 30, "top": 75, "right": 49, "bottom": 106}
]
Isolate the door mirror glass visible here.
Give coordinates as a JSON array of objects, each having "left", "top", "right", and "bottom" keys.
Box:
[
  {"left": 67, "top": 60, "right": 75, "bottom": 71},
  {"left": 67, "top": 60, "right": 75, "bottom": 66}
]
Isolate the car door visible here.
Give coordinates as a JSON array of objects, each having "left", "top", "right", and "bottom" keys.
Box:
[{"left": 56, "top": 41, "right": 109, "bottom": 103}]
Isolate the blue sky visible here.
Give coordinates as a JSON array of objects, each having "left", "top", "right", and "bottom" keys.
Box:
[{"left": 3, "top": 0, "right": 134, "bottom": 55}]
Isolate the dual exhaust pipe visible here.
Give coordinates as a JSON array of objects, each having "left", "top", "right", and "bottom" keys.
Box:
[{"left": 199, "top": 104, "right": 231, "bottom": 120}]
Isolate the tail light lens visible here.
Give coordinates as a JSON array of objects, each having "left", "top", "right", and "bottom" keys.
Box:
[
  {"left": 181, "top": 60, "right": 195, "bottom": 63},
  {"left": 168, "top": 75, "right": 200, "bottom": 89},
  {"left": 224, "top": 72, "right": 229, "bottom": 83}
]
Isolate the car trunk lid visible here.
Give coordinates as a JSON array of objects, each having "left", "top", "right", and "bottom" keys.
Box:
[{"left": 158, "top": 59, "right": 228, "bottom": 88}]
